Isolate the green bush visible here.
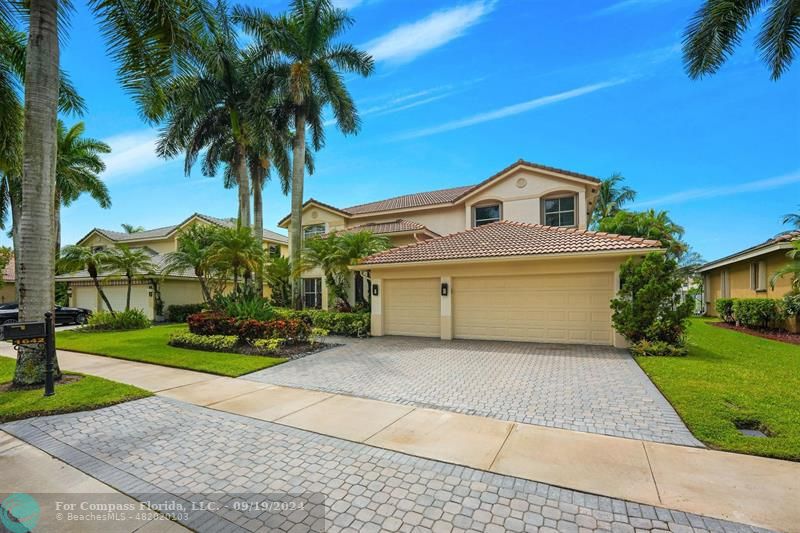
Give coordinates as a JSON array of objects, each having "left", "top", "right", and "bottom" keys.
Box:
[
  {"left": 783, "top": 293, "right": 800, "bottom": 317},
  {"left": 715, "top": 298, "right": 735, "bottom": 323},
  {"left": 630, "top": 340, "right": 688, "bottom": 357},
  {"left": 273, "top": 308, "right": 370, "bottom": 337},
  {"left": 166, "top": 303, "right": 205, "bottom": 323},
  {"left": 83, "top": 309, "right": 150, "bottom": 331},
  {"left": 211, "top": 285, "right": 275, "bottom": 321},
  {"left": 167, "top": 332, "right": 285, "bottom": 355},
  {"left": 732, "top": 298, "right": 785, "bottom": 330},
  {"left": 611, "top": 253, "right": 694, "bottom": 345}
]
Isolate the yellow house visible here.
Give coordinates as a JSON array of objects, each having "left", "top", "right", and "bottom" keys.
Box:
[
  {"left": 57, "top": 213, "right": 288, "bottom": 319},
  {"left": 280, "top": 159, "right": 663, "bottom": 347},
  {"left": 698, "top": 230, "right": 798, "bottom": 316}
]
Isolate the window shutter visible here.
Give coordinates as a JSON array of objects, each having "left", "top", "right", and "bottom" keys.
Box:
[
  {"left": 749, "top": 264, "right": 756, "bottom": 290},
  {"left": 758, "top": 261, "right": 767, "bottom": 291}
]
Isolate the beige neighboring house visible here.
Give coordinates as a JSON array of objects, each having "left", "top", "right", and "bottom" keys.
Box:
[
  {"left": 698, "top": 230, "right": 798, "bottom": 318},
  {"left": 1, "top": 257, "right": 15, "bottom": 303},
  {"left": 280, "top": 159, "right": 662, "bottom": 347},
  {"left": 57, "top": 213, "right": 288, "bottom": 319}
]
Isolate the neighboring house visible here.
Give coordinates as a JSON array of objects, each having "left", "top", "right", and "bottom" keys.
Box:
[
  {"left": 699, "top": 230, "right": 799, "bottom": 316},
  {"left": 0, "top": 257, "right": 15, "bottom": 303},
  {"left": 280, "top": 159, "right": 662, "bottom": 347},
  {"left": 57, "top": 213, "right": 288, "bottom": 319}
]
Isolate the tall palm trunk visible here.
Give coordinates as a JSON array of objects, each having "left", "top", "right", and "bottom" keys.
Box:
[
  {"left": 125, "top": 272, "right": 132, "bottom": 311},
  {"left": 14, "top": 0, "right": 62, "bottom": 386},
  {"left": 10, "top": 193, "right": 21, "bottom": 302},
  {"left": 196, "top": 270, "right": 212, "bottom": 302},
  {"left": 252, "top": 165, "right": 264, "bottom": 295},
  {"left": 54, "top": 193, "right": 61, "bottom": 258},
  {"left": 236, "top": 144, "right": 251, "bottom": 228},
  {"left": 289, "top": 109, "right": 306, "bottom": 309},
  {"left": 92, "top": 274, "right": 115, "bottom": 316}
]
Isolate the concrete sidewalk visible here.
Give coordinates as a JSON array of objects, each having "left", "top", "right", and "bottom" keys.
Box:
[{"left": 1, "top": 347, "right": 797, "bottom": 532}]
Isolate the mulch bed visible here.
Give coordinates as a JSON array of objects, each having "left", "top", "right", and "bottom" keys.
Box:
[
  {"left": 0, "top": 374, "right": 83, "bottom": 392},
  {"left": 711, "top": 321, "right": 800, "bottom": 346},
  {"left": 236, "top": 342, "right": 338, "bottom": 360}
]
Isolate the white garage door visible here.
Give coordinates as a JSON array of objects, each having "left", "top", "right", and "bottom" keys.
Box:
[
  {"left": 383, "top": 278, "right": 440, "bottom": 337},
  {"left": 101, "top": 285, "right": 153, "bottom": 318},
  {"left": 73, "top": 286, "right": 98, "bottom": 312},
  {"left": 453, "top": 273, "right": 614, "bottom": 345}
]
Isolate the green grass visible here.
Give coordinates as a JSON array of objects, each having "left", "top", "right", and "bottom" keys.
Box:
[
  {"left": 636, "top": 318, "right": 800, "bottom": 461},
  {"left": 0, "top": 357, "right": 150, "bottom": 423},
  {"left": 56, "top": 324, "right": 286, "bottom": 377}
]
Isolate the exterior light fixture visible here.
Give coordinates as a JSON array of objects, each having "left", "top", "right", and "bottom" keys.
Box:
[
  {"left": 372, "top": 285, "right": 379, "bottom": 296},
  {"left": 441, "top": 283, "right": 449, "bottom": 296}
]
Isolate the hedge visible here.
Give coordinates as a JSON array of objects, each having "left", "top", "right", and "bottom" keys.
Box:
[
  {"left": 273, "top": 308, "right": 370, "bottom": 337},
  {"left": 168, "top": 332, "right": 284, "bottom": 355},
  {"left": 166, "top": 303, "right": 205, "bottom": 323},
  {"left": 731, "top": 298, "right": 785, "bottom": 330},
  {"left": 187, "top": 312, "right": 310, "bottom": 342},
  {"left": 83, "top": 309, "right": 150, "bottom": 331},
  {"left": 714, "top": 298, "right": 735, "bottom": 324}
]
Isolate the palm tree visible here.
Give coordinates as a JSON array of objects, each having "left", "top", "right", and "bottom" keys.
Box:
[
  {"left": 59, "top": 245, "right": 116, "bottom": 316},
  {"left": 120, "top": 223, "right": 144, "bottom": 233},
  {"left": 338, "top": 231, "right": 390, "bottom": 306},
  {"left": 7, "top": 0, "right": 208, "bottom": 386},
  {"left": 590, "top": 173, "right": 636, "bottom": 229},
  {"left": 234, "top": 0, "right": 375, "bottom": 308},
  {"left": 55, "top": 121, "right": 111, "bottom": 255},
  {"left": 770, "top": 240, "right": 800, "bottom": 291},
  {"left": 162, "top": 224, "right": 219, "bottom": 302},
  {"left": 208, "top": 225, "right": 264, "bottom": 290},
  {"left": 783, "top": 207, "right": 800, "bottom": 229},
  {"left": 155, "top": 0, "right": 255, "bottom": 229},
  {"left": 299, "top": 233, "right": 349, "bottom": 308},
  {"left": 265, "top": 256, "right": 291, "bottom": 307},
  {"left": 104, "top": 245, "right": 156, "bottom": 311},
  {"left": 683, "top": 0, "right": 800, "bottom": 81},
  {"left": 598, "top": 209, "right": 688, "bottom": 259}
]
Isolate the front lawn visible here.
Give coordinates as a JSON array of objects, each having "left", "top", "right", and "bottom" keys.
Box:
[
  {"left": 0, "top": 357, "right": 150, "bottom": 423},
  {"left": 56, "top": 324, "right": 286, "bottom": 377},
  {"left": 636, "top": 318, "right": 800, "bottom": 461}
]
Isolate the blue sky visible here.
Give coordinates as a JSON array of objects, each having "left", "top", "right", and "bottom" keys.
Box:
[{"left": 24, "top": 0, "right": 800, "bottom": 262}]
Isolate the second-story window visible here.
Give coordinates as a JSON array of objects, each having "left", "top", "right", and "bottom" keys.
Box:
[
  {"left": 543, "top": 196, "right": 576, "bottom": 227},
  {"left": 303, "top": 224, "right": 325, "bottom": 240},
  {"left": 268, "top": 244, "right": 281, "bottom": 258},
  {"left": 473, "top": 204, "right": 501, "bottom": 227}
]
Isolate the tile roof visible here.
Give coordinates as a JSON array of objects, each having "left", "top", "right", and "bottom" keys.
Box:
[
  {"left": 338, "top": 219, "right": 439, "bottom": 236},
  {"left": 56, "top": 251, "right": 196, "bottom": 281},
  {"left": 91, "top": 213, "right": 288, "bottom": 244},
  {"left": 699, "top": 229, "right": 799, "bottom": 271},
  {"left": 359, "top": 221, "right": 661, "bottom": 265},
  {"left": 344, "top": 185, "right": 475, "bottom": 215}
]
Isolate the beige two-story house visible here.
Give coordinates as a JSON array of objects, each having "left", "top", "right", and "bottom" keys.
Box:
[
  {"left": 280, "top": 160, "right": 661, "bottom": 347},
  {"left": 58, "top": 213, "right": 288, "bottom": 319}
]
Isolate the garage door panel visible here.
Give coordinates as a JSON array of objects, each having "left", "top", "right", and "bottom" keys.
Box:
[
  {"left": 453, "top": 273, "right": 614, "bottom": 345},
  {"left": 384, "top": 278, "right": 440, "bottom": 337}
]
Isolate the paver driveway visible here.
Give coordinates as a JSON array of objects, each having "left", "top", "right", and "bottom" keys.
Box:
[
  {"left": 244, "top": 337, "right": 701, "bottom": 446},
  {"left": 2, "top": 398, "right": 766, "bottom": 533}
]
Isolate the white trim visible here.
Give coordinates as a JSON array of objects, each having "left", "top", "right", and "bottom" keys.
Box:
[{"left": 698, "top": 242, "right": 793, "bottom": 272}]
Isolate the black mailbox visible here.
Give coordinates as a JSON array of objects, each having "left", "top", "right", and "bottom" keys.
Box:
[{"left": 1, "top": 321, "right": 47, "bottom": 342}]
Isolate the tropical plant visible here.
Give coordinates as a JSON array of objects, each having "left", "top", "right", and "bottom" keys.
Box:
[
  {"left": 162, "top": 224, "right": 222, "bottom": 302},
  {"left": 783, "top": 207, "right": 800, "bottom": 229},
  {"left": 590, "top": 173, "right": 636, "bottom": 229},
  {"left": 265, "top": 256, "right": 291, "bottom": 307},
  {"left": 683, "top": 0, "right": 799, "bottom": 81},
  {"left": 234, "top": 0, "right": 375, "bottom": 308},
  {"left": 770, "top": 240, "right": 800, "bottom": 291},
  {"left": 598, "top": 209, "right": 689, "bottom": 259},
  {"left": 208, "top": 224, "right": 264, "bottom": 289},
  {"left": 103, "top": 245, "right": 156, "bottom": 311},
  {"left": 55, "top": 121, "right": 111, "bottom": 254},
  {"left": 59, "top": 245, "right": 116, "bottom": 316},
  {"left": 120, "top": 223, "right": 144, "bottom": 233},
  {"left": 7, "top": 0, "right": 208, "bottom": 386},
  {"left": 338, "top": 231, "right": 390, "bottom": 306},
  {"left": 84, "top": 309, "right": 150, "bottom": 331}
]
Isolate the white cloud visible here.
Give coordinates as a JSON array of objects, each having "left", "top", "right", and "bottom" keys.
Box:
[
  {"left": 101, "top": 130, "right": 166, "bottom": 180},
  {"left": 595, "top": 0, "right": 670, "bottom": 16},
  {"left": 634, "top": 170, "right": 800, "bottom": 208},
  {"left": 365, "top": 1, "right": 495, "bottom": 64},
  {"left": 394, "top": 79, "right": 629, "bottom": 140}
]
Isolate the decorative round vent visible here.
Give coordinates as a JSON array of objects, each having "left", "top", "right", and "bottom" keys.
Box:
[
  {"left": 516, "top": 178, "right": 527, "bottom": 189},
  {"left": 311, "top": 210, "right": 319, "bottom": 219}
]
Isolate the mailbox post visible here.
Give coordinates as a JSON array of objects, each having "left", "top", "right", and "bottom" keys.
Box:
[{"left": 0, "top": 313, "right": 56, "bottom": 396}]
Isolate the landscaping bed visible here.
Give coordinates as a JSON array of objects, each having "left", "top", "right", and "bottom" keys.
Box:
[
  {"left": 0, "top": 357, "right": 150, "bottom": 423},
  {"left": 56, "top": 324, "right": 286, "bottom": 377},
  {"left": 711, "top": 321, "right": 800, "bottom": 346},
  {"left": 635, "top": 318, "right": 800, "bottom": 461}
]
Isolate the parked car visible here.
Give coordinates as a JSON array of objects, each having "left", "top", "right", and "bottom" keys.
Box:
[{"left": 0, "top": 303, "right": 92, "bottom": 325}]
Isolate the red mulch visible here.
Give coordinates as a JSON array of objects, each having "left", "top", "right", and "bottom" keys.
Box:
[{"left": 711, "top": 321, "right": 800, "bottom": 346}]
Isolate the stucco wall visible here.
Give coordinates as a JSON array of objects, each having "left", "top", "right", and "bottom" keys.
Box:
[
  {"left": 0, "top": 283, "right": 15, "bottom": 303},
  {"left": 160, "top": 280, "right": 206, "bottom": 309}
]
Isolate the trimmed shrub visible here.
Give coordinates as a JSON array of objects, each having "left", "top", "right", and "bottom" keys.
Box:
[
  {"left": 186, "top": 312, "right": 310, "bottom": 342},
  {"left": 732, "top": 298, "right": 785, "bottom": 330},
  {"left": 611, "top": 253, "right": 694, "bottom": 345},
  {"left": 715, "top": 298, "right": 735, "bottom": 323},
  {"left": 83, "top": 309, "right": 150, "bottom": 331},
  {"left": 630, "top": 340, "right": 688, "bottom": 357},
  {"left": 783, "top": 293, "right": 800, "bottom": 317},
  {"left": 166, "top": 303, "right": 205, "bottom": 323},
  {"left": 273, "top": 308, "right": 370, "bottom": 337},
  {"left": 167, "top": 332, "right": 286, "bottom": 355}
]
